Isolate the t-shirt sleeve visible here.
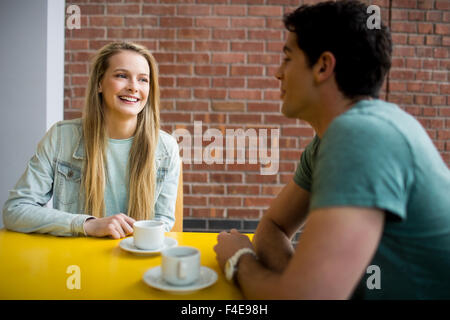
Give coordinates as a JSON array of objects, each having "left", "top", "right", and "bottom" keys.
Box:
[
  {"left": 310, "top": 115, "right": 414, "bottom": 221},
  {"left": 293, "top": 135, "right": 320, "bottom": 192}
]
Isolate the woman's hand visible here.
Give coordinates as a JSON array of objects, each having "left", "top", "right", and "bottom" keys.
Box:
[{"left": 83, "top": 213, "right": 136, "bottom": 239}]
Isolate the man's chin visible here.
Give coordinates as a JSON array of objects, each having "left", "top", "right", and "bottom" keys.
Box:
[{"left": 281, "top": 104, "right": 296, "bottom": 118}]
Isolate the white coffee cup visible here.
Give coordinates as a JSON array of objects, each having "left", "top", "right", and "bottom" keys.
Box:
[
  {"left": 133, "top": 220, "right": 165, "bottom": 250},
  {"left": 161, "top": 246, "right": 201, "bottom": 286}
]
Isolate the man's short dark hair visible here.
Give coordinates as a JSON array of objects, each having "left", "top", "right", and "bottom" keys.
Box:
[{"left": 284, "top": 0, "right": 392, "bottom": 99}]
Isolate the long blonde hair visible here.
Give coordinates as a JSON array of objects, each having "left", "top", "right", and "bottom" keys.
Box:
[{"left": 82, "top": 41, "right": 160, "bottom": 220}]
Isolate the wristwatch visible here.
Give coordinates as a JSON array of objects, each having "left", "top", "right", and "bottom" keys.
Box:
[{"left": 225, "top": 248, "right": 256, "bottom": 282}]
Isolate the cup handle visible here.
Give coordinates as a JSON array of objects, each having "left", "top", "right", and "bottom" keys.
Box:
[{"left": 178, "top": 261, "right": 187, "bottom": 280}]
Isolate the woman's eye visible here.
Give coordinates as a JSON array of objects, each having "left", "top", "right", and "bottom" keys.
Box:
[
  {"left": 140, "top": 78, "right": 149, "bottom": 83},
  {"left": 116, "top": 74, "right": 127, "bottom": 78}
]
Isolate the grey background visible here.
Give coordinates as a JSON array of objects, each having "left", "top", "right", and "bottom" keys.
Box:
[{"left": 0, "top": 0, "right": 65, "bottom": 228}]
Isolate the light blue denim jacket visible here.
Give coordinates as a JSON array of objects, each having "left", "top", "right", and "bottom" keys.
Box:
[{"left": 2, "top": 119, "right": 180, "bottom": 236}]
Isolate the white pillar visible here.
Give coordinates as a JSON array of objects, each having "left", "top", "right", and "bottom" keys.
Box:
[{"left": 0, "top": 0, "right": 65, "bottom": 228}]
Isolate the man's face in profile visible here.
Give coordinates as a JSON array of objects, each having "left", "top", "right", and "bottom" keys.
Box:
[{"left": 276, "top": 32, "right": 316, "bottom": 120}]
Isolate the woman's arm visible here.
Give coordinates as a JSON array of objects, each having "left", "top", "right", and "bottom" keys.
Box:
[{"left": 2, "top": 123, "right": 93, "bottom": 236}]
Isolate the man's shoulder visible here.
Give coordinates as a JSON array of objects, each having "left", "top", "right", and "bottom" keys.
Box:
[{"left": 325, "top": 100, "right": 416, "bottom": 146}]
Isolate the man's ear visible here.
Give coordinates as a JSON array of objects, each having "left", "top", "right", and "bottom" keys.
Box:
[{"left": 313, "top": 51, "right": 336, "bottom": 83}]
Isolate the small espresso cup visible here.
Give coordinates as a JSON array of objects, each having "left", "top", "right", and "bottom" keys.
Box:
[
  {"left": 133, "top": 220, "right": 165, "bottom": 250},
  {"left": 161, "top": 246, "right": 201, "bottom": 286}
]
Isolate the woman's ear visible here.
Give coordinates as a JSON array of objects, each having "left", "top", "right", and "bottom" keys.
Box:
[{"left": 98, "top": 84, "right": 102, "bottom": 93}]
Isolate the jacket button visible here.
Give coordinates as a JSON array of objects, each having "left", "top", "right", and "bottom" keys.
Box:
[{"left": 68, "top": 170, "right": 73, "bottom": 178}]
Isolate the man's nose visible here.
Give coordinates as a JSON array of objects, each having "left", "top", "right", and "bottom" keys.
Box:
[{"left": 275, "top": 65, "right": 283, "bottom": 80}]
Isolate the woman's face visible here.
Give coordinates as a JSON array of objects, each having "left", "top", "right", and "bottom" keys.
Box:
[{"left": 99, "top": 50, "right": 150, "bottom": 121}]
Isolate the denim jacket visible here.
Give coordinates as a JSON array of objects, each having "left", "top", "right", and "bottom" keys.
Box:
[{"left": 2, "top": 119, "right": 180, "bottom": 236}]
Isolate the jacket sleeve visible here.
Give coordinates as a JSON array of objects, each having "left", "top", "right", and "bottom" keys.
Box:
[
  {"left": 2, "top": 123, "right": 92, "bottom": 236},
  {"left": 153, "top": 135, "right": 181, "bottom": 232}
]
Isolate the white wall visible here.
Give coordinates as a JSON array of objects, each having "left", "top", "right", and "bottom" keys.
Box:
[{"left": 0, "top": 0, "right": 65, "bottom": 228}]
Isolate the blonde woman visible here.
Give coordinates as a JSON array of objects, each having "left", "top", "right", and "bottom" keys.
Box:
[{"left": 3, "top": 42, "right": 180, "bottom": 239}]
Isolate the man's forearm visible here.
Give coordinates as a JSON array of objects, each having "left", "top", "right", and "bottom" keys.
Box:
[
  {"left": 236, "top": 254, "right": 287, "bottom": 299},
  {"left": 252, "top": 216, "right": 295, "bottom": 273}
]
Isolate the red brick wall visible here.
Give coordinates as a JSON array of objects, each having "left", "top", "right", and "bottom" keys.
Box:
[{"left": 64, "top": 0, "right": 450, "bottom": 220}]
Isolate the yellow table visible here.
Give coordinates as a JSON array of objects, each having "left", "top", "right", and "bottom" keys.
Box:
[{"left": 0, "top": 229, "right": 245, "bottom": 300}]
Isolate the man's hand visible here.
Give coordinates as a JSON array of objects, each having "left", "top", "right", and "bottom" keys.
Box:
[
  {"left": 83, "top": 213, "right": 136, "bottom": 239},
  {"left": 213, "top": 229, "right": 254, "bottom": 271}
]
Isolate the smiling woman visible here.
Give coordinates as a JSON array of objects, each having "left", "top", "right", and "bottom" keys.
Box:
[{"left": 2, "top": 42, "right": 180, "bottom": 239}]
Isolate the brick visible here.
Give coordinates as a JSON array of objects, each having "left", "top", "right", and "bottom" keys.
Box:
[
  {"left": 231, "top": 17, "right": 265, "bottom": 28},
  {"left": 106, "top": 5, "right": 140, "bottom": 15},
  {"left": 227, "top": 185, "right": 260, "bottom": 195},
  {"left": 184, "top": 196, "right": 207, "bottom": 206},
  {"left": 194, "top": 89, "right": 227, "bottom": 99},
  {"left": 176, "top": 101, "right": 209, "bottom": 111},
  {"left": 248, "top": 6, "right": 282, "bottom": 16},
  {"left": 436, "top": 24, "right": 450, "bottom": 35},
  {"left": 211, "top": 102, "right": 245, "bottom": 112},
  {"left": 228, "top": 114, "right": 262, "bottom": 124},
  {"left": 231, "top": 66, "right": 263, "bottom": 76},
  {"left": 142, "top": 5, "right": 176, "bottom": 15},
  {"left": 89, "top": 16, "right": 123, "bottom": 27},
  {"left": 417, "top": 23, "right": 434, "bottom": 34},
  {"left": 177, "top": 77, "right": 210, "bottom": 87},
  {"left": 195, "top": 41, "right": 228, "bottom": 52},
  {"left": 417, "top": 0, "right": 434, "bottom": 9},
  {"left": 436, "top": 0, "right": 450, "bottom": 10},
  {"left": 177, "top": 5, "right": 210, "bottom": 16},
  {"left": 159, "top": 64, "right": 193, "bottom": 75},
  {"left": 195, "top": 17, "right": 229, "bottom": 28},
  {"left": 192, "top": 185, "right": 225, "bottom": 194},
  {"left": 248, "top": 30, "right": 282, "bottom": 40},
  {"left": 213, "top": 78, "right": 245, "bottom": 88},
  {"left": 392, "top": 0, "right": 417, "bottom": 9},
  {"left": 176, "top": 53, "right": 210, "bottom": 63},
  {"left": 227, "top": 209, "right": 260, "bottom": 219},
  {"left": 160, "top": 17, "right": 193, "bottom": 28},
  {"left": 426, "top": 11, "right": 442, "bottom": 22},
  {"left": 214, "top": 5, "right": 246, "bottom": 16},
  {"left": 107, "top": 28, "right": 140, "bottom": 39},
  {"left": 195, "top": 66, "right": 227, "bottom": 76},
  {"left": 178, "top": 28, "right": 211, "bottom": 39},
  {"left": 159, "top": 41, "right": 193, "bottom": 51},
  {"left": 213, "top": 29, "right": 246, "bottom": 40},
  {"left": 212, "top": 53, "right": 245, "bottom": 64},
  {"left": 246, "top": 174, "right": 278, "bottom": 184},
  {"left": 231, "top": 42, "right": 264, "bottom": 52},
  {"left": 229, "top": 90, "right": 262, "bottom": 100}
]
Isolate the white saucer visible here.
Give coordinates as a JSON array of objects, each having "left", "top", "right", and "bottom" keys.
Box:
[
  {"left": 119, "top": 236, "right": 177, "bottom": 255},
  {"left": 143, "top": 266, "right": 218, "bottom": 294}
]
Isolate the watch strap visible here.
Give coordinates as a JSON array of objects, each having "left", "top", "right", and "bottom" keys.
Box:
[{"left": 226, "top": 248, "right": 256, "bottom": 282}]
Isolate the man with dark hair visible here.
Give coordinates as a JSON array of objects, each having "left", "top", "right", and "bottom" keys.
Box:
[{"left": 214, "top": 0, "right": 450, "bottom": 299}]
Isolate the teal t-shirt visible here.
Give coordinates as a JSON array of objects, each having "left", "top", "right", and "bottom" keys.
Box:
[
  {"left": 104, "top": 137, "right": 133, "bottom": 215},
  {"left": 294, "top": 99, "right": 450, "bottom": 299}
]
